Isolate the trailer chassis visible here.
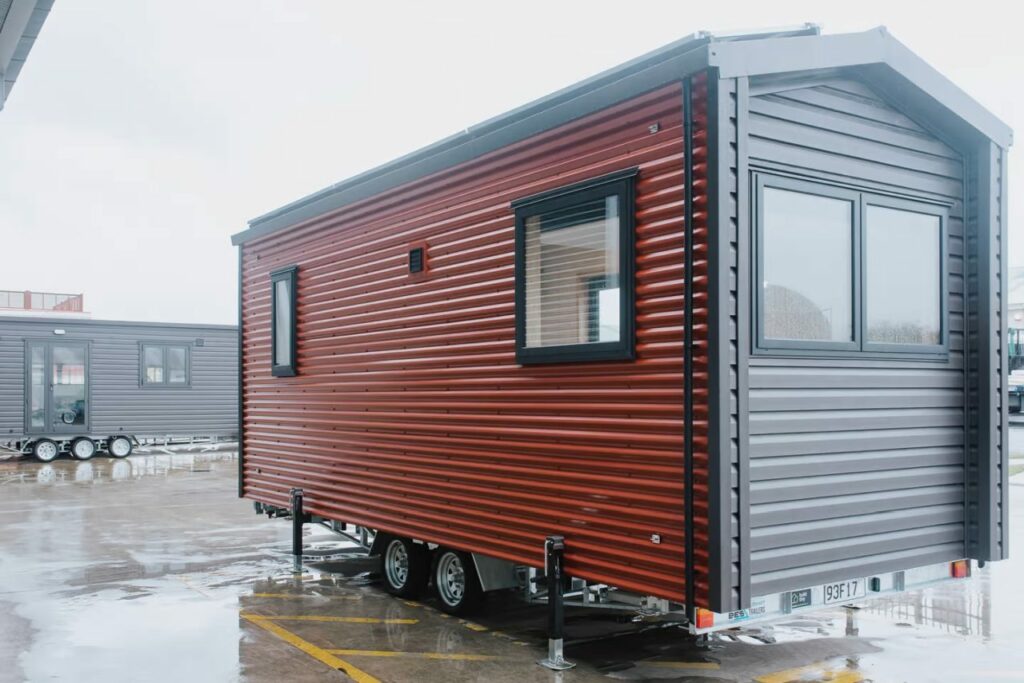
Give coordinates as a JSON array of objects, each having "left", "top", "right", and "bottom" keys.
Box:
[{"left": 260, "top": 501, "right": 974, "bottom": 639}]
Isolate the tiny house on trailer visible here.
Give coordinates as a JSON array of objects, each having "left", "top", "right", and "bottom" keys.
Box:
[
  {"left": 0, "top": 316, "right": 238, "bottom": 461},
  {"left": 233, "top": 25, "right": 1011, "bottom": 634}
]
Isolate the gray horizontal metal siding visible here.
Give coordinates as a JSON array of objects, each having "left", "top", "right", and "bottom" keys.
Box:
[
  {"left": 965, "top": 141, "right": 1008, "bottom": 562},
  {"left": 0, "top": 318, "right": 237, "bottom": 438},
  {"left": 743, "top": 76, "right": 967, "bottom": 597},
  {"left": 0, "top": 329, "right": 23, "bottom": 439},
  {"left": 708, "top": 74, "right": 745, "bottom": 611}
]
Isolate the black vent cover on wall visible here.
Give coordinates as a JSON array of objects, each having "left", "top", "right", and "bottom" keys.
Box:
[{"left": 409, "top": 247, "right": 424, "bottom": 273}]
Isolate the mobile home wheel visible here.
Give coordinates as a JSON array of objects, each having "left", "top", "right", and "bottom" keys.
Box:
[
  {"left": 70, "top": 437, "right": 96, "bottom": 460},
  {"left": 382, "top": 536, "right": 429, "bottom": 598},
  {"left": 432, "top": 549, "right": 482, "bottom": 615},
  {"left": 31, "top": 439, "right": 59, "bottom": 463},
  {"left": 108, "top": 436, "right": 133, "bottom": 458}
]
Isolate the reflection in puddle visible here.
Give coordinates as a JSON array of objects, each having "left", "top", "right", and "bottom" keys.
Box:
[
  {"left": 863, "top": 585, "right": 990, "bottom": 637},
  {"left": 0, "top": 449, "right": 237, "bottom": 485}
]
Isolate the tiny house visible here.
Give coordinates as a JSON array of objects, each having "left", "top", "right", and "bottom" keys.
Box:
[
  {"left": 0, "top": 316, "right": 238, "bottom": 460},
  {"left": 233, "top": 26, "right": 1011, "bottom": 628}
]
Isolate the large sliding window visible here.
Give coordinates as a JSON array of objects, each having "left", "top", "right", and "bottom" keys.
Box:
[
  {"left": 755, "top": 174, "right": 946, "bottom": 356},
  {"left": 511, "top": 169, "right": 637, "bottom": 364},
  {"left": 270, "top": 266, "right": 298, "bottom": 376}
]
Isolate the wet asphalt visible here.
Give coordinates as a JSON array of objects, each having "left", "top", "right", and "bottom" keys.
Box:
[{"left": 0, "top": 436, "right": 1022, "bottom": 683}]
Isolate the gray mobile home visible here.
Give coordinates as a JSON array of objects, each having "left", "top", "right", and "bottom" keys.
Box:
[{"left": 0, "top": 316, "right": 237, "bottom": 461}]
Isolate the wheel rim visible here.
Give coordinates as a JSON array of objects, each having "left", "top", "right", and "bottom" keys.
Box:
[
  {"left": 35, "top": 441, "right": 58, "bottom": 462},
  {"left": 436, "top": 553, "right": 465, "bottom": 606},
  {"left": 385, "top": 540, "right": 409, "bottom": 589},
  {"left": 73, "top": 439, "right": 95, "bottom": 459},
  {"left": 110, "top": 438, "right": 130, "bottom": 457}
]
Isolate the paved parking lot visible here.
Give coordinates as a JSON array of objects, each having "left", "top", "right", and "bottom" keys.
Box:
[{"left": 1, "top": 446, "right": 1023, "bottom": 682}]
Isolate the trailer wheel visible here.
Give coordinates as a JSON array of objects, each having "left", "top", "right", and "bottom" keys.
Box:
[
  {"left": 382, "top": 536, "right": 430, "bottom": 598},
  {"left": 108, "top": 436, "right": 133, "bottom": 458},
  {"left": 70, "top": 437, "right": 97, "bottom": 460},
  {"left": 32, "top": 439, "right": 59, "bottom": 463},
  {"left": 432, "top": 549, "right": 482, "bottom": 615}
]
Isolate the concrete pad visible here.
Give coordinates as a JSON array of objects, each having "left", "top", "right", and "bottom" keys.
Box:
[{"left": 1, "top": 442, "right": 1024, "bottom": 682}]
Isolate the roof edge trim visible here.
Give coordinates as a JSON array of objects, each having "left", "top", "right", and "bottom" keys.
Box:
[{"left": 233, "top": 36, "right": 712, "bottom": 245}]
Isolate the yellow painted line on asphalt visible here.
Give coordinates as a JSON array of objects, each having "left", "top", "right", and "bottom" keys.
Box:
[
  {"left": 251, "top": 593, "right": 360, "bottom": 600},
  {"left": 756, "top": 661, "right": 864, "bottom": 683},
  {"left": 326, "top": 649, "right": 503, "bottom": 662},
  {"left": 249, "top": 614, "right": 418, "bottom": 625},
  {"left": 242, "top": 614, "right": 380, "bottom": 683},
  {"left": 644, "top": 661, "right": 721, "bottom": 670}
]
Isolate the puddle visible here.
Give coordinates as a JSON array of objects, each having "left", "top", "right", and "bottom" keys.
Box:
[{"left": 0, "top": 450, "right": 237, "bottom": 485}]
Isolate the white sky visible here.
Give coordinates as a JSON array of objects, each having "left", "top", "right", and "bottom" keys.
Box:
[{"left": 0, "top": 0, "right": 1019, "bottom": 324}]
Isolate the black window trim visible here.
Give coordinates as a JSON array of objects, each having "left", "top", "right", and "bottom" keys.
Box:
[
  {"left": 270, "top": 265, "right": 298, "bottom": 377},
  {"left": 753, "top": 172, "right": 949, "bottom": 359},
  {"left": 511, "top": 168, "right": 638, "bottom": 365},
  {"left": 754, "top": 174, "right": 861, "bottom": 353},
  {"left": 140, "top": 342, "right": 192, "bottom": 388}
]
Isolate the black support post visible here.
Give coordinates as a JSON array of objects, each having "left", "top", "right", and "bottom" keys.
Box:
[
  {"left": 291, "top": 488, "right": 304, "bottom": 570},
  {"left": 538, "top": 535, "right": 575, "bottom": 671}
]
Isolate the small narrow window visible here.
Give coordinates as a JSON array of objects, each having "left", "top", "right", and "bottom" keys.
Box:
[
  {"left": 141, "top": 344, "right": 190, "bottom": 386},
  {"left": 512, "top": 168, "right": 637, "bottom": 364},
  {"left": 271, "top": 266, "right": 298, "bottom": 376},
  {"left": 409, "top": 247, "right": 424, "bottom": 273}
]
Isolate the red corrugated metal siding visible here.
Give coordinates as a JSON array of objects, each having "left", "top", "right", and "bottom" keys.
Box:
[{"left": 241, "top": 83, "right": 707, "bottom": 603}]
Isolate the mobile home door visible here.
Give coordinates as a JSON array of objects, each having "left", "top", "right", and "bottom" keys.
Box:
[{"left": 26, "top": 342, "right": 89, "bottom": 434}]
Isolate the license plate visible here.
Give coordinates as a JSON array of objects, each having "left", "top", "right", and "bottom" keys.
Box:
[{"left": 822, "top": 578, "right": 866, "bottom": 604}]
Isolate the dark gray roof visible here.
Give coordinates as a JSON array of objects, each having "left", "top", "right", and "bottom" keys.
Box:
[
  {"left": 0, "top": 315, "right": 237, "bottom": 331},
  {"left": 0, "top": 0, "right": 53, "bottom": 110},
  {"left": 234, "top": 25, "right": 1012, "bottom": 247}
]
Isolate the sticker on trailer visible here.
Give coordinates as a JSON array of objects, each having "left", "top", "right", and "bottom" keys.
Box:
[
  {"left": 727, "top": 598, "right": 767, "bottom": 623},
  {"left": 790, "top": 589, "right": 812, "bottom": 609}
]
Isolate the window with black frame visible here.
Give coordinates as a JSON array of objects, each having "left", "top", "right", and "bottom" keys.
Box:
[
  {"left": 141, "top": 343, "right": 190, "bottom": 386},
  {"left": 270, "top": 266, "right": 298, "bottom": 376},
  {"left": 756, "top": 173, "right": 946, "bottom": 355},
  {"left": 512, "top": 169, "right": 636, "bottom": 364}
]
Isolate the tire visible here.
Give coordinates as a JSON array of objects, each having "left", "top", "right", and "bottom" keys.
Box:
[
  {"left": 432, "top": 549, "right": 483, "bottom": 615},
  {"left": 108, "top": 436, "right": 133, "bottom": 458},
  {"left": 32, "top": 439, "right": 60, "bottom": 463},
  {"left": 70, "top": 437, "right": 96, "bottom": 460},
  {"left": 382, "top": 536, "right": 430, "bottom": 598}
]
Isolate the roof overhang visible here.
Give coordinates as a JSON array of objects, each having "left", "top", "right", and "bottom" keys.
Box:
[
  {"left": 707, "top": 26, "right": 1012, "bottom": 149},
  {"left": 234, "top": 25, "right": 1012, "bottom": 247},
  {"left": 0, "top": 0, "right": 53, "bottom": 110}
]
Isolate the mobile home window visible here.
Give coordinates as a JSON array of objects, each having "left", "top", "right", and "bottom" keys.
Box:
[
  {"left": 864, "top": 204, "right": 942, "bottom": 347},
  {"left": 271, "top": 266, "right": 298, "bottom": 376},
  {"left": 511, "top": 169, "right": 637, "bottom": 364},
  {"left": 755, "top": 174, "right": 946, "bottom": 355},
  {"left": 141, "top": 344, "right": 190, "bottom": 386},
  {"left": 761, "top": 186, "right": 855, "bottom": 345}
]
